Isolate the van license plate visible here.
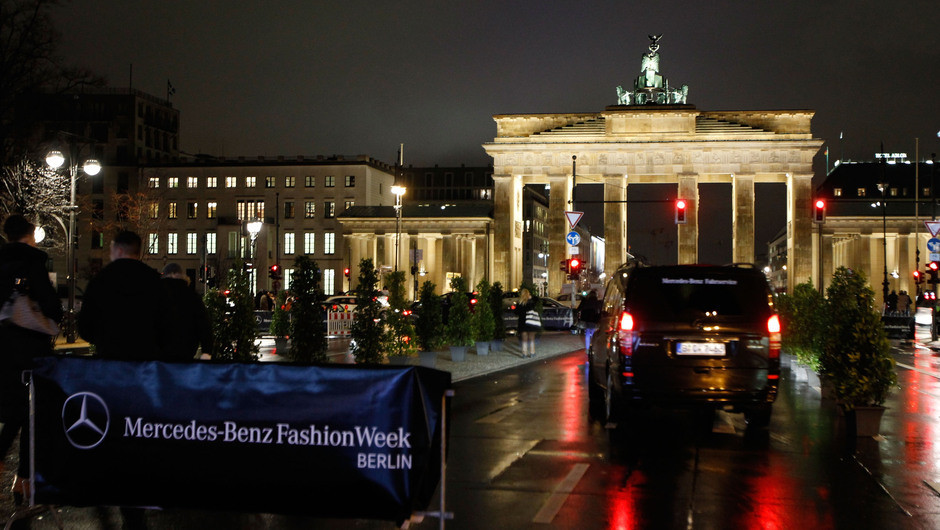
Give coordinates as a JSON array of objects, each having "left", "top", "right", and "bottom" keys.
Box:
[{"left": 677, "top": 342, "right": 726, "bottom": 356}]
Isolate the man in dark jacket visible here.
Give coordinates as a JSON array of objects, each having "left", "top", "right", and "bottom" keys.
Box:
[
  {"left": 159, "top": 262, "right": 212, "bottom": 360},
  {"left": 78, "top": 231, "right": 162, "bottom": 359},
  {"left": 577, "top": 289, "right": 603, "bottom": 353}
]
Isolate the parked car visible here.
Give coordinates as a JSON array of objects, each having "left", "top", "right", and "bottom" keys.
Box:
[
  {"left": 587, "top": 263, "right": 780, "bottom": 429},
  {"left": 324, "top": 294, "right": 389, "bottom": 313},
  {"left": 502, "top": 293, "right": 574, "bottom": 331}
]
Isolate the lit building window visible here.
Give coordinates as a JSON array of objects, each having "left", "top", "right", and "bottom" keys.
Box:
[
  {"left": 325, "top": 176, "right": 335, "bottom": 188},
  {"left": 345, "top": 175, "right": 355, "bottom": 187},
  {"left": 168, "top": 177, "right": 179, "bottom": 188},
  {"left": 285, "top": 176, "right": 295, "bottom": 188},
  {"left": 168, "top": 202, "right": 178, "bottom": 219},
  {"left": 304, "top": 232, "right": 315, "bottom": 254},
  {"left": 148, "top": 177, "right": 159, "bottom": 188},
  {"left": 923, "top": 187, "right": 931, "bottom": 197},
  {"left": 187, "top": 176, "right": 198, "bottom": 188},
  {"left": 305, "top": 201, "right": 316, "bottom": 218},
  {"left": 245, "top": 176, "right": 256, "bottom": 188},
  {"left": 207, "top": 176, "right": 218, "bottom": 188},
  {"left": 283, "top": 268, "right": 293, "bottom": 289},
  {"left": 284, "top": 233, "right": 295, "bottom": 254},
  {"left": 833, "top": 188, "right": 842, "bottom": 197},
  {"left": 206, "top": 232, "right": 217, "bottom": 254},
  {"left": 226, "top": 176, "right": 237, "bottom": 188},
  {"left": 186, "top": 232, "right": 198, "bottom": 254},
  {"left": 207, "top": 201, "right": 217, "bottom": 219},
  {"left": 344, "top": 200, "right": 355, "bottom": 211},
  {"left": 324, "top": 232, "right": 335, "bottom": 255},
  {"left": 324, "top": 269, "right": 335, "bottom": 294},
  {"left": 187, "top": 202, "right": 197, "bottom": 219},
  {"left": 236, "top": 199, "right": 264, "bottom": 220},
  {"left": 148, "top": 233, "right": 159, "bottom": 254},
  {"left": 305, "top": 176, "right": 315, "bottom": 188},
  {"left": 265, "top": 176, "right": 276, "bottom": 188},
  {"left": 167, "top": 233, "right": 178, "bottom": 254},
  {"left": 149, "top": 202, "right": 159, "bottom": 219},
  {"left": 284, "top": 201, "right": 294, "bottom": 219},
  {"left": 325, "top": 201, "right": 335, "bottom": 218}
]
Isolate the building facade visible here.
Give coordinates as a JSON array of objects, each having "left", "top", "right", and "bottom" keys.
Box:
[{"left": 140, "top": 156, "right": 396, "bottom": 295}]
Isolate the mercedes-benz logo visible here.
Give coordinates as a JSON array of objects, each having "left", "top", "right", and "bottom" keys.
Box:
[{"left": 62, "top": 392, "right": 110, "bottom": 449}]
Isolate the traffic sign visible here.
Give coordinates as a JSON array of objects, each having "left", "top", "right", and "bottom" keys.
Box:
[
  {"left": 566, "top": 231, "right": 581, "bottom": 246},
  {"left": 564, "top": 211, "right": 583, "bottom": 229},
  {"left": 929, "top": 238, "right": 940, "bottom": 253},
  {"left": 926, "top": 221, "right": 940, "bottom": 237}
]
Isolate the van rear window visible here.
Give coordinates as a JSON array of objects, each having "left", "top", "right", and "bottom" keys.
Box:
[{"left": 625, "top": 271, "right": 770, "bottom": 322}]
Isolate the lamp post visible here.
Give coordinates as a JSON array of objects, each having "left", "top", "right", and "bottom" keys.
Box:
[
  {"left": 246, "top": 218, "right": 263, "bottom": 293},
  {"left": 391, "top": 185, "right": 406, "bottom": 272},
  {"left": 876, "top": 182, "right": 889, "bottom": 303},
  {"left": 45, "top": 149, "right": 101, "bottom": 343}
]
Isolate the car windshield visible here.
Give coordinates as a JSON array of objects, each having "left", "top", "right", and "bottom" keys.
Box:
[{"left": 625, "top": 269, "right": 771, "bottom": 323}]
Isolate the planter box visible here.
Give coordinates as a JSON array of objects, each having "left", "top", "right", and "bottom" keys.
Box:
[
  {"left": 490, "top": 339, "right": 504, "bottom": 352},
  {"left": 848, "top": 406, "right": 886, "bottom": 437},
  {"left": 419, "top": 350, "right": 437, "bottom": 368},
  {"left": 475, "top": 341, "right": 490, "bottom": 356},
  {"left": 449, "top": 345, "right": 467, "bottom": 362}
]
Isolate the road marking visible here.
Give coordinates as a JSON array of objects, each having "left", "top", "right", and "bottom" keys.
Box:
[
  {"left": 925, "top": 481, "right": 940, "bottom": 496},
  {"left": 489, "top": 439, "right": 540, "bottom": 481},
  {"left": 532, "top": 463, "right": 589, "bottom": 524},
  {"left": 476, "top": 405, "right": 518, "bottom": 424},
  {"left": 712, "top": 411, "right": 736, "bottom": 434},
  {"left": 770, "top": 433, "right": 790, "bottom": 445},
  {"left": 895, "top": 362, "right": 940, "bottom": 380}
]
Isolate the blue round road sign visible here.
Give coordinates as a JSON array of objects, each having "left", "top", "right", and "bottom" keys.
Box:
[
  {"left": 566, "top": 231, "right": 581, "bottom": 246},
  {"left": 929, "top": 238, "right": 940, "bottom": 252}
]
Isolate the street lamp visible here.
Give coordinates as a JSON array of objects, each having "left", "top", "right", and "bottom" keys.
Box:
[
  {"left": 391, "top": 185, "right": 406, "bottom": 272},
  {"left": 45, "top": 148, "right": 102, "bottom": 343},
  {"left": 875, "top": 181, "right": 889, "bottom": 303},
  {"left": 246, "top": 218, "right": 263, "bottom": 294}
]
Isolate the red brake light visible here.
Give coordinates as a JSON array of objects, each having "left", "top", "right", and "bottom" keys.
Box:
[
  {"left": 767, "top": 314, "right": 781, "bottom": 334},
  {"left": 620, "top": 312, "right": 634, "bottom": 331}
]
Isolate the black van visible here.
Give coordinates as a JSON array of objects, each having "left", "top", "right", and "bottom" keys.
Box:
[{"left": 587, "top": 263, "right": 781, "bottom": 428}]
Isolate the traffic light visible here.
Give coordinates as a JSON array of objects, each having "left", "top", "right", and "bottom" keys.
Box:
[
  {"left": 813, "top": 199, "right": 826, "bottom": 223},
  {"left": 268, "top": 264, "right": 281, "bottom": 280},
  {"left": 929, "top": 262, "right": 939, "bottom": 282},
  {"left": 913, "top": 270, "right": 922, "bottom": 284},
  {"left": 344, "top": 267, "right": 351, "bottom": 278},
  {"left": 675, "top": 199, "right": 687, "bottom": 224},
  {"left": 568, "top": 258, "right": 582, "bottom": 277},
  {"left": 559, "top": 260, "right": 568, "bottom": 272}
]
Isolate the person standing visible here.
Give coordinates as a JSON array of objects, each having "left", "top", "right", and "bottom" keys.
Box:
[
  {"left": 515, "top": 288, "right": 540, "bottom": 358},
  {"left": 159, "top": 263, "right": 212, "bottom": 361},
  {"left": 577, "top": 289, "right": 602, "bottom": 353},
  {"left": 0, "top": 214, "right": 63, "bottom": 502},
  {"left": 78, "top": 230, "right": 162, "bottom": 360}
]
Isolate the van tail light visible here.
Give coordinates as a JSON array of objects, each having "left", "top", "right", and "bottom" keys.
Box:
[
  {"left": 767, "top": 314, "right": 781, "bottom": 359},
  {"left": 620, "top": 312, "right": 634, "bottom": 331},
  {"left": 619, "top": 312, "right": 634, "bottom": 358}
]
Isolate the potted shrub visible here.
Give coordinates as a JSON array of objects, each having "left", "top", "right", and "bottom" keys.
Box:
[
  {"left": 820, "top": 267, "right": 897, "bottom": 436},
  {"left": 269, "top": 290, "right": 291, "bottom": 356},
  {"left": 489, "top": 281, "right": 507, "bottom": 352},
  {"left": 472, "top": 279, "right": 495, "bottom": 355},
  {"left": 776, "top": 280, "right": 827, "bottom": 385},
  {"left": 385, "top": 270, "right": 418, "bottom": 364},
  {"left": 287, "top": 256, "right": 328, "bottom": 363},
  {"left": 445, "top": 276, "right": 473, "bottom": 362},
  {"left": 350, "top": 258, "right": 388, "bottom": 364},
  {"left": 415, "top": 280, "right": 443, "bottom": 367},
  {"left": 204, "top": 261, "right": 259, "bottom": 361}
]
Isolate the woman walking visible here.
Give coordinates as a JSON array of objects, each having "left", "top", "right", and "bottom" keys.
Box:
[
  {"left": 515, "top": 288, "right": 541, "bottom": 358},
  {"left": 0, "top": 215, "right": 62, "bottom": 503}
]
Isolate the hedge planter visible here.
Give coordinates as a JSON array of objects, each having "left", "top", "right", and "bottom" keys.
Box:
[
  {"left": 846, "top": 405, "right": 886, "bottom": 437},
  {"left": 490, "top": 339, "right": 504, "bottom": 352},
  {"left": 449, "top": 345, "right": 467, "bottom": 362},
  {"left": 419, "top": 350, "right": 438, "bottom": 368},
  {"left": 274, "top": 338, "right": 289, "bottom": 356},
  {"left": 475, "top": 341, "right": 490, "bottom": 356}
]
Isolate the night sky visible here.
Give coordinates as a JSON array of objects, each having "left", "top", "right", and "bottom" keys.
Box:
[{"left": 52, "top": 0, "right": 940, "bottom": 264}]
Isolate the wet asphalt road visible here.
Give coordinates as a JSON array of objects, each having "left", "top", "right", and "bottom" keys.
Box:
[{"left": 4, "top": 330, "right": 940, "bottom": 528}]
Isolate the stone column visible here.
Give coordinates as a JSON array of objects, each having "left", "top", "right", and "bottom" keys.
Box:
[
  {"left": 604, "top": 175, "right": 627, "bottom": 275},
  {"left": 423, "top": 234, "right": 442, "bottom": 294},
  {"left": 786, "top": 173, "right": 813, "bottom": 292},
  {"left": 549, "top": 175, "right": 573, "bottom": 294},
  {"left": 492, "top": 175, "right": 520, "bottom": 289},
  {"left": 732, "top": 173, "right": 755, "bottom": 264},
  {"left": 677, "top": 174, "right": 699, "bottom": 264}
]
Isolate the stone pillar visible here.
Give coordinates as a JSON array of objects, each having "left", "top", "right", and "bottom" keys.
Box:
[
  {"left": 423, "top": 235, "right": 442, "bottom": 294},
  {"left": 732, "top": 173, "right": 755, "bottom": 264},
  {"left": 677, "top": 174, "right": 699, "bottom": 264},
  {"left": 786, "top": 173, "right": 813, "bottom": 292},
  {"left": 604, "top": 175, "right": 627, "bottom": 276},
  {"left": 549, "top": 175, "right": 573, "bottom": 294},
  {"left": 493, "top": 175, "right": 521, "bottom": 289}
]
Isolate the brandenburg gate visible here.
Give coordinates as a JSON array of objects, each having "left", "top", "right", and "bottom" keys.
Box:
[{"left": 483, "top": 36, "right": 823, "bottom": 294}]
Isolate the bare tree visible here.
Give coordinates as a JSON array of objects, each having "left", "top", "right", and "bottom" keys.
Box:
[{"left": 0, "top": 156, "right": 69, "bottom": 244}]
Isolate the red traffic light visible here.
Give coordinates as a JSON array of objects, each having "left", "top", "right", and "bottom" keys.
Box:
[
  {"left": 568, "top": 258, "right": 582, "bottom": 276},
  {"left": 675, "top": 199, "right": 687, "bottom": 224},
  {"left": 813, "top": 199, "right": 826, "bottom": 223},
  {"left": 343, "top": 267, "right": 351, "bottom": 278},
  {"left": 930, "top": 262, "right": 938, "bottom": 271}
]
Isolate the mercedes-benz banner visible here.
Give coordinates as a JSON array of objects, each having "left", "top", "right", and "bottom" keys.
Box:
[{"left": 31, "top": 357, "right": 451, "bottom": 522}]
